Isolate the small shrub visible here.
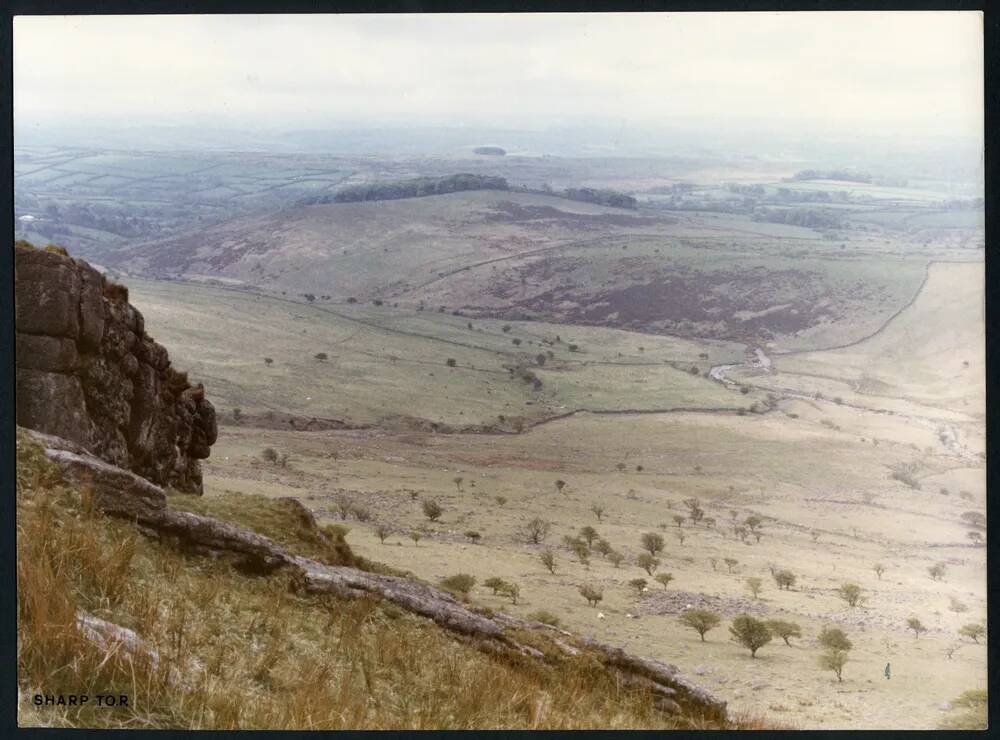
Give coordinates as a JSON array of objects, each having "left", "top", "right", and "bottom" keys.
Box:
[
  {"left": 446, "top": 358, "right": 457, "bottom": 367},
  {"left": 528, "top": 610, "right": 561, "bottom": 628},
  {"left": 928, "top": 562, "right": 947, "bottom": 581},
  {"left": 260, "top": 447, "right": 279, "bottom": 464},
  {"left": 495, "top": 496, "right": 507, "bottom": 507},
  {"left": 628, "top": 578, "right": 648, "bottom": 595},
  {"left": 440, "top": 574, "right": 476, "bottom": 599}
]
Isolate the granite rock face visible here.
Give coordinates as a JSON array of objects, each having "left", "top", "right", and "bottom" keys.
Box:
[{"left": 15, "top": 244, "right": 216, "bottom": 492}]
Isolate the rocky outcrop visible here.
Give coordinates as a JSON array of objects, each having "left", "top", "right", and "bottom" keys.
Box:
[
  {"left": 33, "top": 429, "right": 727, "bottom": 722},
  {"left": 15, "top": 244, "right": 216, "bottom": 492}
]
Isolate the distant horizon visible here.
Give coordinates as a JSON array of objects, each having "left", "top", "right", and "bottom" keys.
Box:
[{"left": 14, "top": 12, "right": 984, "bottom": 145}]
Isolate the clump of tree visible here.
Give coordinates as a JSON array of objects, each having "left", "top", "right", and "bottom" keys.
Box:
[
  {"left": 579, "top": 584, "right": 603, "bottom": 607},
  {"left": 440, "top": 573, "right": 476, "bottom": 600},
  {"left": 304, "top": 173, "right": 509, "bottom": 205},
  {"left": 724, "top": 557, "right": 738, "bottom": 574},
  {"left": 562, "top": 187, "right": 637, "bottom": 210},
  {"left": 679, "top": 610, "right": 721, "bottom": 642},
  {"left": 730, "top": 615, "right": 772, "bottom": 658},
  {"left": 766, "top": 619, "right": 802, "bottom": 646}
]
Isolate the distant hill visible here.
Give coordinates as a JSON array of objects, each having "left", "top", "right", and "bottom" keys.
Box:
[{"left": 474, "top": 146, "right": 506, "bottom": 156}]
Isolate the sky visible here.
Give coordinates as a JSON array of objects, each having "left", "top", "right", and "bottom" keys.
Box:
[{"left": 13, "top": 12, "right": 984, "bottom": 142}]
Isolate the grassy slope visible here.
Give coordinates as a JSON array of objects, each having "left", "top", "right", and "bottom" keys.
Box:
[
  {"left": 17, "top": 430, "right": 764, "bottom": 730},
  {"left": 128, "top": 277, "right": 758, "bottom": 427}
]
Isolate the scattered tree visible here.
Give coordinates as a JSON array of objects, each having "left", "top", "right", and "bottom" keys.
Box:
[
  {"left": 453, "top": 476, "right": 464, "bottom": 491},
  {"left": 873, "top": 563, "right": 886, "bottom": 580},
  {"left": 730, "top": 615, "right": 772, "bottom": 658},
  {"left": 672, "top": 515, "right": 685, "bottom": 528},
  {"left": 746, "top": 577, "right": 763, "bottom": 599},
  {"left": 819, "top": 647, "right": 850, "bottom": 682},
  {"left": 464, "top": 530, "right": 482, "bottom": 544},
  {"left": 498, "top": 581, "right": 520, "bottom": 604},
  {"left": 637, "top": 552, "right": 660, "bottom": 575},
  {"left": 264, "top": 357, "right": 273, "bottom": 366},
  {"left": 837, "top": 582, "right": 864, "bottom": 607},
  {"left": 579, "top": 584, "right": 603, "bottom": 607},
  {"left": 906, "top": 616, "right": 927, "bottom": 639},
  {"left": 594, "top": 539, "right": 613, "bottom": 558},
  {"left": 928, "top": 562, "right": 947, "bottom": 581},
  {"left": 608, "top": 550, "right": 625, "bottom": 568},
  {"left": 260, "top": 447, "right": 279, "bottom": 464},
  {"left": 655, "top": 573, "right": 675, "bottom": 589},
  {"left": 539, "top": 549, "right": 557, "bottom": 574},
  {"left": 679, "top": 610, "right": 721, "bottom": 642},
  {"left": 484, "top": 576, "right": 507, "bottom": 595},
  {"left": 629, "top": 578, "right": 648, "bottom": 596},
  {"left": 949, "top": 597, "right": 968, "bottom": 614},
  {"left": 314, "top": 352, "right": 328, "bottom": 361},
  {"left": 422, "top": 499, "right": 443, "bottom": 522},
  {"left": 525, "top": 518, "right": 551, "bottom": 544},
  {"left": 495, "top": 496, "right": 507, "bottom": 507},
  {"left": 375, "top": 525, "right": 391, "bottom": 544},
  {"left": 967, "top": 531, "right": 983, "bottom": 545},
  {"left": 723, "top": 557, "right": 738, "bottom": 574},
  {"left": 959, "top": 623, "right": 985, "bottom": 643},
  {"left": 580, "top": 526, "right": 599, "bottom": 548},
  {"left": 591, "top": 504, "right": 605, "bottom": 522},
  {"left": 409, "top": 530, "right": 422, "bottom": 546},
  {"left": 819, "top": 626, "right": 853, "bottom": 652},
  {"left": 232, "top": 407, "right": 243, "bottom": 421},
  {"left": 641, "top": 532, "right": 665, "bottom": 556},
  {"left": 766, "top": 619, "right": 802, "bottom": 646},
  {"left": 446, "top": 358, "right": 457, "bottom": 367},
  {"left": 773, "top": 569, "right": 797, "bottom": 590}
]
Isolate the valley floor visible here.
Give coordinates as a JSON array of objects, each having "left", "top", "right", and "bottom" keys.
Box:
[{"left": 140, "top": 260, "right": 985, "bottom": 730}]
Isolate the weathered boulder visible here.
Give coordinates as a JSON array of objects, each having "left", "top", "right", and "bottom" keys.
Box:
[{"left": 15, "top": 243, "right": 216, "bottom": 492}]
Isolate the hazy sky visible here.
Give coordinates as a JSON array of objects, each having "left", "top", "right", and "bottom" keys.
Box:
[{"left": 14, "top": 12, "right": 983, "bottom": 141}]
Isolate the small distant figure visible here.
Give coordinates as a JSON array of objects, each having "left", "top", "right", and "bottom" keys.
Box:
[{"left": 884, "top": 662, "right": 891, "bottom": 680}]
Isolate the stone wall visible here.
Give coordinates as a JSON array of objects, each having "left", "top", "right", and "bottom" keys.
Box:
[{"left": 15, "top": 244, "right": 216, "bottom": 492}]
